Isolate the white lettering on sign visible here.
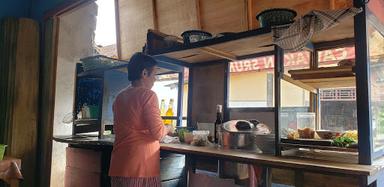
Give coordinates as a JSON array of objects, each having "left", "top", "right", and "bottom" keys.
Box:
[{"left": 230, "top": 47, "right": 355, "bottom": 73}]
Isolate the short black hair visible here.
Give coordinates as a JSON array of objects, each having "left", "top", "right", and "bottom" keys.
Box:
[{"left": 128, "top": 52, "right": 157, "bottom": 81}]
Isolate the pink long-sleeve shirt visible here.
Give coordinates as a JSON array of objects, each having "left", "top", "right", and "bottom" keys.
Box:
[{"left": 109, "top": 87, "right": 166, "bottom": 177}]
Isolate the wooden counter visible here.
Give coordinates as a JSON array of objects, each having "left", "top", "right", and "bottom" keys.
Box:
[
  {"left": 160, "top": 143, "right": 382, "bottom": 177},
  {"left": 54, "top": 135, "right": 383, "bottom": 176}
]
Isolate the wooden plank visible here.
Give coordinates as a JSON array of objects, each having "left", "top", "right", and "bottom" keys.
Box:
[
  {"left": 195, "top": 0, "right": 202, "bottom": 29},
  {"left": 37, "top": 17, "right": 60, "bottom": 187},
  {"left": 271, "top": 168, "right": 295, "bottom": 186},
  {"left": 280, "top": 143, "right": 358, "bottom": 153},
  {"left": 303, "top": 172, "right": 359, "bottom": 187},
  {"left": 117, "top": 0, "right": 155, "bottom": 60},
  {"left": 157, "top": 30, "right": 273, "bottom": 63},
  {"left": 282, "top": 74, "right": 317, "bottom": 93},
  {"left": 155, "top": 0, "right": 199, "bottom": 37},
  {"left": 0, "top": 18, "right": 40, "bottom": 187},
  {"left": 208, "top": 32, "right": 273, "bottom": 57},
  {"left": 160, "top": 143, "right": 380, "bottom": 176},
  {"left": 53, "top": 136, "right": 379, "bottom": 178},
  {"left": 300, "top": 76, "right": 356, "bottom": 89},
  {"left": 199, "top": 0, "right": 248, "bottom": 34},
  {"left": 311, "top": 16, "right": 355, "bottom": 44},
  {"left": 164, "top": 48, "right": 222, "bottom": 63},
  {"left": 199, "top": 47, "right": 237, "bottom": 61},
  {"left": 247, "top": 0, "right": 254, "bottom": 29},
  {"left": 289, "top": 66, "right": 355, "bottom": 79}
]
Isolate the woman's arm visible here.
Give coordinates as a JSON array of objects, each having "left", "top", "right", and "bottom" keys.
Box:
[{"left": 142, "top": 91, "right": 168, "bottom": 140}]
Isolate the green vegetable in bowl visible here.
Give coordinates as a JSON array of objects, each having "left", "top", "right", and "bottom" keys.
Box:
[
  {"left": 332, "top": 136, "right": 356, "bottom": 147},
  {"left": 176, "top": 128, "right": 189, "bottom": 142}
]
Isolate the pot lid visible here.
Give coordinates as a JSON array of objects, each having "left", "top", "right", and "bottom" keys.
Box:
[{"left": 222, "top": 120, "right": 256, "bottom": 133}]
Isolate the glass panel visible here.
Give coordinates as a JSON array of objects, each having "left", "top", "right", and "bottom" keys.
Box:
[
  {"left": 280, "top": 51, "right": 311, "bottom": 137},
  {"left": 153, "top": 73, "right": 180, "bottom": 126},
  {"left": 368, "top": 23, "right": 384, "bottom": 151},
  {"left": 228, "top": 51, "right": 310, "bottom": 108},
  {"left": 368, "top": 0, "right": 384, "bottom": 25},
  {"left": 282, "top": 50, "right": 311, "bottom": 108},
  {"left": 317, "top": 46, "right": 355, "bottom": 68},
  {"left": 284, "top": 50, "right": 311, "bottom": 74},
  {"left": 319, "top": 87, "right": 357, "bottom": 132},
  {"left": 229, "top": 56, "right": 274, "bottom": 108}
]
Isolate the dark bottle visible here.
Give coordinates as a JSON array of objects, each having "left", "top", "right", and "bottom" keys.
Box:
[{"left": 214, "top": 105, "right": 223, "bottom": 144}]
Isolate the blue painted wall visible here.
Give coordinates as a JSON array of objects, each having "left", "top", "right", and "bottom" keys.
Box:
[
  {"left": 31, "top": 0, "right": 67, "bottom": 20},
  {"left": 0, "top": 0, "right": 32, "bottom": 19},
  {"left": 0, "top": 0, "right": 69, "bottom": 21}
]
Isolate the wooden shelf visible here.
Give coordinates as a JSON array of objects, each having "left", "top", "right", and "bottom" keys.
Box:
[
  {"left": 150, "top": 27, "right": 273, "bottom": 63},
  {"left": 281, "top": 138, "right": 358, "bottom": 153},
  {"left": 280, "top": 142, "right": 358, "bottom": 153},
  {"left": 149, "top": 15, "right": 354, "bottom": 64},
  {"left": 284, "top": 66, "right": 356, "bottom": 92}
]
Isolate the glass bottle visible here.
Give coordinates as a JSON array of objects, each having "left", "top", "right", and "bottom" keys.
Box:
[
  {"left": 160, "top": 99, "right": 166, "bottom": 116},
  {"left": 164, "top": 99, "right": 174, "bottom": 126},
  {"left": 214, "top": 104, "right": 223, "bottom": 144}
]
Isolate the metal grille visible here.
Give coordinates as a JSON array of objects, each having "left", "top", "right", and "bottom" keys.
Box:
[{"left": 320, "top": 88, "right": 356, "bottom": 101}]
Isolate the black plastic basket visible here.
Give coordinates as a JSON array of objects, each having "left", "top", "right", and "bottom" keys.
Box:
[
  {"left": 256, "top": 8, "right": 297, "bottom": 28},
  {"left": 181, "top": 30, "right": 212, "bottom": 45}
]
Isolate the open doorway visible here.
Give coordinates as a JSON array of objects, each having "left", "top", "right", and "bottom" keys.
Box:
[{"left": 48, "top": 1, "right": 117, "bottom": 186}]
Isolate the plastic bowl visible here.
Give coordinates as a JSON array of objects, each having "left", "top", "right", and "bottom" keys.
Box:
[
  {"left": 256, "top": 8, "right": 297, "bottom": 28},
  {"left": 181, "top": 30, "right": 212, "bottom": 45}
]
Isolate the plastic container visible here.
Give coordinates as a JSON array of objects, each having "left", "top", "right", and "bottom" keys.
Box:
[
  {"left": 0, "top": 144, "right": 7, "bottom": 160},
  {"left": 191, "top": 130, "right": 210, "bottom": 146},
  {"left": 296, "top": 112, "right": 316, "bottom": 130}
]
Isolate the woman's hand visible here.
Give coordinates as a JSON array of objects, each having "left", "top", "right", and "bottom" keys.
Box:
[{"left": 164, "top": 125, "right": 175, "bottom": 136}]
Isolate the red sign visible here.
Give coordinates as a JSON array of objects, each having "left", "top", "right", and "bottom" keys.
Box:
[{"left": 230, "top": 47, "right": 355, "bottom": 73}]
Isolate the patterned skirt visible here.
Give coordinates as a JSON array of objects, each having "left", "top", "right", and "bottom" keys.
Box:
[{"left": 111, "top": 176, "right": 161, "bottom": 187}]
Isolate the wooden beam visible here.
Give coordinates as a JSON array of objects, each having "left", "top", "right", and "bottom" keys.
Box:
[
  {"left": 247, "top": 0, "right": 254, "bottom": 29},
  {"left": 282, "top": 74, "right": 317, "bottom": 93},
  {"left": 330, "top": 0, "right": 337, "bottom": 9},
  {"left": 195, "top": 0, "right": 202, "bottom": 29},
  {"left": 152, "top": 0, "right": 158, "bottom": 30},
  {"left": 172, "top": 35, "right": 238, "bottom": 61}
]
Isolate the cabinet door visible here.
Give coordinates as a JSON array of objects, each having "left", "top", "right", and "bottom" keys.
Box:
[{"left": 199, "top": 0, "right": 249, "bottom": 34}]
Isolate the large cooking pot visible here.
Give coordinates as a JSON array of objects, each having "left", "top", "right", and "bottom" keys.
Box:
[{"left": 220, "top": 120, "right": 268, "bottom": 151}]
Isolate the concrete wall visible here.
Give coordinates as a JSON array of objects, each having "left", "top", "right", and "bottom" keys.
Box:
[{"left": 51, "top": 3, "right": 97, "bottom": 187}]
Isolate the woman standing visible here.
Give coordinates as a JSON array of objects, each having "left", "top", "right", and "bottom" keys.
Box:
[{"left": 109, "top": 52, "right": 170, "bottom": 187}]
